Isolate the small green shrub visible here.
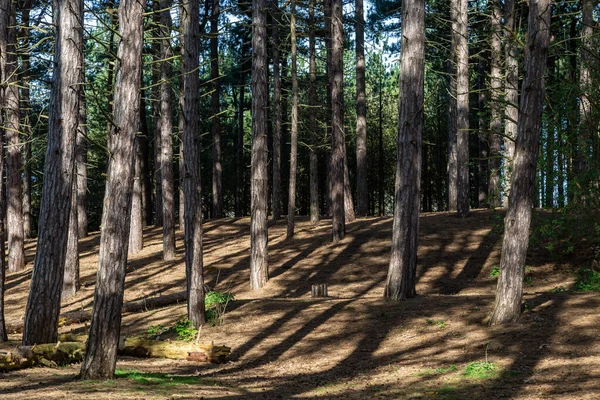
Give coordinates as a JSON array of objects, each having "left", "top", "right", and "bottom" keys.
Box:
[
  {"left": 573, "top": 267, "right": 600, "bottom": 292},
  {"left": 426, "top": 319, "right": 447, "bottom": 329},
  {"left": 464, "top": 361, "right": 498, "bottom": 379},
  {"left": 173, "top": 317, "right": 198, "bottom": 341},
  {"left": 489, "top": 265, "right": 500, "bottom": 277}
]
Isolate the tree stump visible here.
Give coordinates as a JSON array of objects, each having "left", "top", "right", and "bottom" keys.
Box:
[{"left": 311, "top": 284, "right": 328, "bottom": 298}]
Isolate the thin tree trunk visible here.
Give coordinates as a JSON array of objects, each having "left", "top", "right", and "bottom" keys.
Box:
[
  {"left": 477, "top": 55, "right": 488, "bottom": 207},
  {"left": 0, "top": 80, "right": 7, "bottom": 342},
  {"left": 139, "top": 92, "right": 153, "bottom": 226},
  {"left": 63, "top": 175, "right": 80, "bottom": 300},
  {"left": 574, "top": 0, "right": 594, "bottom": 202},
  {"left": 235, "top": 55, "right": 246, "bottom": 218},
  {"left": 287, "top": 0, "right": 298, "bottom": 238},
  {"left": 489, "top": 0, "right": 550, "bottom": 325},
  {"left": 22, "top": 0, "right": 82, "bottom": 345},
  {"left": 503, "top": 0, "right": 518, "bottom": 206},
  {"left": 355, "top": 0, "right": 367, "bottom": 217},
  {"left": 488, "top": 0, "right": 502, "bottom": 208},
  {"left": 385, "top": 0, "right": 424, "bottom": 300},
  {"left": 378, "top": 61, "right": 384, "bottom": 215},
  {"left": 79, "top": 0, "right": 145, "bottom": 378},
  {"left": 331, "top": 0, "right": 345, "bottom": 242},
  {"left": 1, "top": 1, "right": 25, "bottom": 272},
  {"left": 20, "top": 0, "right": 33, "bottom": 238},
  {"left": 181, "top": 0, "right": 206, "bottom": 327},
  {"left": 455, "top": 0, "right": 470, "bottom": 217},
  {"left": 308, "top": 0, "right": 319, "bottom": 223},
  {"left": 152, "top": 2, "right": 163, "bottom": 227},
  {"left": 211, "top": 0, "right": 222, "bottom": 218},
  {"left": 447, "top": 0, "right": 458, "bottom": 212},
  {"left": 251, "top": 0, "right": 269, "bottom": 289},
  {"left": 76, "top": 74, "right": 88, "bottom": 237},
  {"left": 158, "top": 0, "right": 175, "bottom": 259},
  {"left": 129, "top": 134, "right": 144, "bottom": 255},
  {"left": 271, "top": 0, "right": 281, "bottom": 221}
]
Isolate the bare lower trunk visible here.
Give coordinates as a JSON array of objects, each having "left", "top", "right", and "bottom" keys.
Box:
[
  {"left": 20, "top": 1, "right": 32, "bottom": 238},
  {"left": 1, "top": 2, "right": 24, "bottom": 272},
  {"left": 489, "top": 0, "right": 550, "bottom": 325},
  {"left": 355, "top": 0, "right": 367, "bottom": 217},
  {"left": 503, "top": 0, "right": 518, "bottom": 206},
  {"left": 384, "top": 0, "right": 424, "bottom": 301},
  {"left": 211, "top": 0, "right": 222, "bottom": 218},
  {"left": 250, "top": 0, "right": 269, "bottom": 289},
  {"left": 22, "top": 0, "right": 82, "bottom": 345},
  {"left": 63, "top": 176, "right": 80, "bottom": 300},
  {"left": 455, "top": 0, "right": 470, "bottom": 218},
  {"left": 181, "top": 0, "right": 206, "bottom": 327},
  {"left": 271, "top": 0, "right": 281, "bottom": 221},
  {"left": 287, "top": 0, "right": 298, "bottom": 239},
  {"left": 488, "top": 0, "right": 502, "bottom": 208},
  {"left": 0, "top": 99, "right": 7, "bottom": 342},
  {"left": 79, "top": 0, "right": 145, "bottom": 379},
  {"left": 76, "top": 76, "right": 88, "bottom": 237},
  {"left": 308, "top": 0, "right": 319, "bottom": 223},
  {"left": 129, "top": 135, "right": 144, "bottom": 255},
  {"left": 447, "top": 2, "right": 458, "bottom": 212},
  {"left": 159, "top": 0, "right": 175, "bottom": 259},
  {"left": 330, "top": 0, "right": 345, "bottom": 242}
]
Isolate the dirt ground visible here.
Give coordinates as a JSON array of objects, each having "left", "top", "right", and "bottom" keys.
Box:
[{"left": 1, "top": 209, "right": 599, "bottom": 399}]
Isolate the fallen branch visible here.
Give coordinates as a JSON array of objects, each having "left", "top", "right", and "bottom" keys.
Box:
[{"left": 0, "top": 342, "right": 86, "bottom": 372}]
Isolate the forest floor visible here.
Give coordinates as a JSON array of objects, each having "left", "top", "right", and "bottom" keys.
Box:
[{"left": 1, "top": 209, "right": 599, "bottom": 399}]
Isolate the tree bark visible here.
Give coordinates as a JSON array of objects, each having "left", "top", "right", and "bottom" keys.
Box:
[
  {"left": 181, "top": 0, "right": 206, "bottom": 327},
  {"left": 0, "top": 93, "right": 6, "bottom": 342},
  {"left": 159, "top": 0, "right": 175, "bottom": 259},
  {"left": 210, "top": 0, "right": 222, "bottom": 218},
  {"left": 573, "top": 0, "right": 594, "bottom": 202},
  {"left": 384, "top": 0, "right": 424, "bottom": 300},
  {"left": 20, "top": 0, "right": 33, "bottom": 239},
  {"left": 447, "top": 1, "right": 458, "bottom": 212},
  {"left": 63, "top": 175, "right": 80, "bottom": 300},
  {"left": 22, "top": 0, "right": 82, "bottom": 345},
  {"left": 1, "top": 0, "right": 25, "bottom": 272},
  {"left": 455, "top": 0, "right": 470, "bottom": 217},
  {"left": 287, "top": 0, "right": 298, "bottom": 238},
  {"left": 330, "top": 0, "right": 345, "bottom": 242},
  {"left": 355, "top": 0, "right": 368, "bottom": 217},
  {"left": 129, "top": 134, "right": 144, "bottom": 255},
  {"left": 271, "top": 0, "right": 281, "bottom": 221},
  {"left": 488, "top": 0, "right": 502, "bottom": 208},
  {"left": 76, "top": 73, "right": 88, "bottom": 237},
  {"left": 251, "top": 0, "right": 269, "bottom": 289},
  {"left": 79, "top": 0, "right": 145, "bottom": 379},
  {"left": 489, "top": 0, "right": 550, "bottom": 325},
  {"left": 503, "top": 0, "right": 518, "bottom": 207},
  {"left": 308, "top": 0, "right": 319, "bottom": 223}
]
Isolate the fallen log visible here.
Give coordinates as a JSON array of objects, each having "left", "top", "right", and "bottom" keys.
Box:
[
  {"left": 1, "top": 336, "right": 230, "bottom": 372},
  {"left": 0, "top": 342, "right": 86, "bottom": 372}
]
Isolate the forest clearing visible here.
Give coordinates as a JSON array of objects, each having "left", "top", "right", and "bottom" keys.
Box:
[{"left": 1, "top": 209, "right": 599, "bottom": 399}]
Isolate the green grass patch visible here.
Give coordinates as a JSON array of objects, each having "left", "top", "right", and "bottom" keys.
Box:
[
  {"left": 426, "top": 319, "right": 447, "bottom": 329},
  {"left": 573, "top": 267, "right": 600, "bottom": 292},
  {"left": 115, "top": 369, "right": 202, "bottom": 386},
  {"left": 464, "top": 361, "right": 499, "bottom": 379}
]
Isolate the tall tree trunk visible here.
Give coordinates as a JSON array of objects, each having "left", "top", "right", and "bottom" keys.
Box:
[
  {"left": 503, "top": 0, "right": 518, "bottom": 206},
  {"left": 455, "top": 0, "right": 470, "bottom": 217},
  {"left": 378, "top": 60, "right": 384, "bottom": 215},
  {"left": 384, "top": 0, "right": 424, "bottom": 300},
  {"left": 355, "top": 0, "right": 367, "bottom": 217},
  {"left": 308, "top": 0, "right": 319, "bottom": 223},
  {"left": 211, "top": 0, "right": 222, "bottom": 218},
  {"left": 251, "top": 0, "right": 269, "bottom": 289},
  {"left": 287, "top": 0, "right": 298, "bottom": 238},
  {"left": 79, "top": 0, "right": 145, "bottom": 378},
  {"left": 129, "top": 134, "right": 144, "bottom": 255},
  {"left": 158, "top": 0, "right": 175, "bottom": 259},
  {"left": 574, "top": 0, "right": 594, "bottom": 202},
  {"left": 447, "top": 1, "right": 458, "bottom": 212},
  {"left": 20, "top": 0, "right": 32, "bottom": 238},
  {"left": 181, "top": 0, "right": 206, "bottom": 326},
  {"left": 152, "top": 2, "right": 163, "bottom": 227},
  {"left": 63, "top": 175, "right": 80, "bottom": 299},
  {"left": 0, "top": 81, "right": 7, "bottom": 342},
  {"left": 488, "top": 0, "right": 502, "bottom": 208},
  {"left": 1, "top": 0, "right": 25, "bottom": 272},
  {"left": 22, "top": 0, "right": 82, "bottom": 345},
  {"left": 271, "top": 0, "right": 281, "bottom": 221},
  {"left": 76, "top": 74, "right": 88, "bottom": 237},
  {"left": 489, "top": 0, "right": 550, "bottom": 325},
  {"left": 139, "top": 92, "right": 153, "bottom": 226},
  {"left": 235, "top": 47, "right": 246, "bottom": 218},
  {"left": 477, "top": 55, "right": 488, "bottom": 207},
  {"left": 331, "top": 0, "right": 345, "bottom": 242}
]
